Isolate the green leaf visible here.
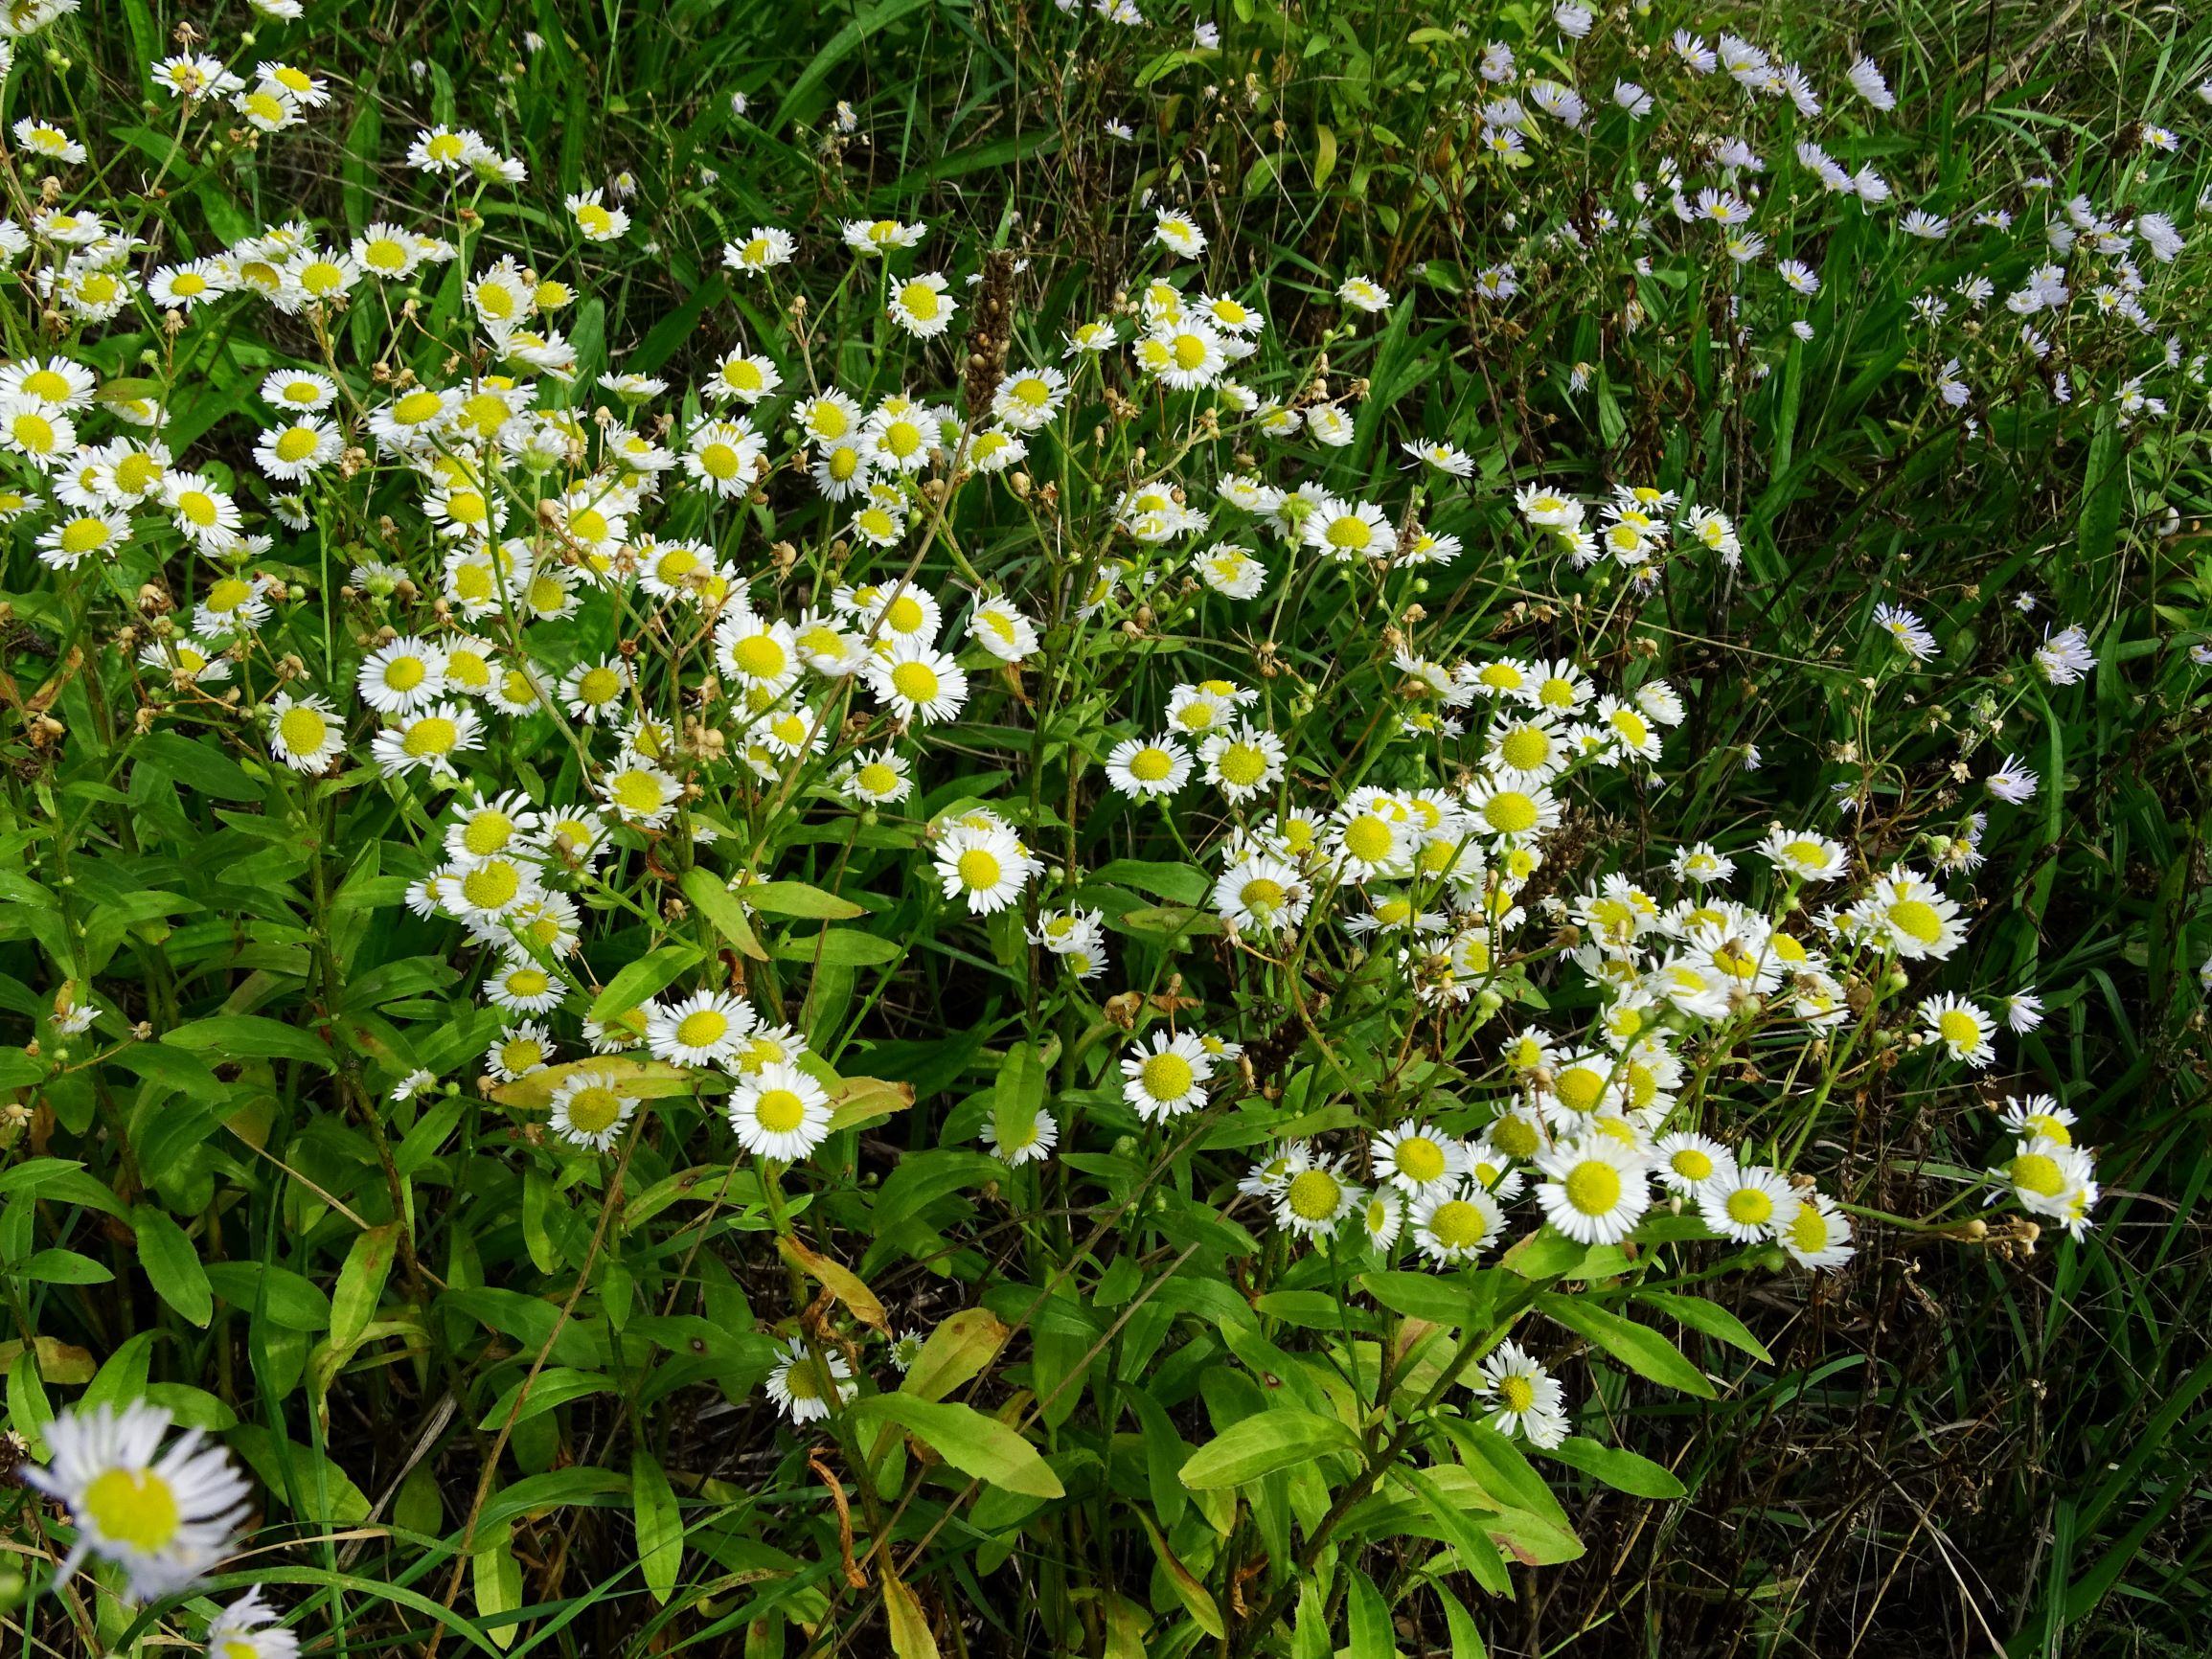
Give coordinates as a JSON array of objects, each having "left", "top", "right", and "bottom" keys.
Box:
[
  {"left": 205, "top": 1261, "right": 331, "bottom": 1331},
  {"left": 1089, "top": 859, "right": 1209, "bottom": 906},
  {"left": 80, "top": 1332, "right": 155, "bottom": 1414},
  {"left": 21, "top": 1247, "right": 112, "bottom": 1284},
  {"left": 7, "top": 1347, "right": 53, "bottom": 1455},
  {"left": 163, "top": 1015, "right": 334, "bottom": 1072},
  {"left": 772, "top": 928, "right": 902, "bottom": 966},
  {"left": 901, "top": 1307, "right": 1008, "bottom": 1403},
  {"left": 744, "top": 879, "right": 865, "bottom": 920},
  {"left": 1346, "top": 1566, "right": 1394, "bottom": 1659},
  {"left": 1394, "top": 1464, "right": 1512, "bottom": 1592},
  {"left": 133, "top": 1206, "right": 212, "bottom": 1326},
  {"left": 630, "top": 1448, "right": 683, "bottom": 1605},
  {"left": 1137, "top": 1511, "right": 1222, "bottom": 1638},
  {"left": 882, "top": 1572, "right": 941, "bottom": 1659},
  {"left": 586, "top": 943, "right": 702, "bottom": 1023},
  {"left": 133, "top": 730, "right": 262, "bottom": 801},
  {"left": 1635, "top": 1290, "right": 1774, "bottom": 1364},
  {"left": 469, "top": 1515, "right": 524, "bottom": 1649},
  {"left": 1540, "top": 1435, "right": 1687, "bottom": 1499},
  {"left": 1538, "top": 1293, "right": 1715, "bottom": 1398},
  {"left": 851, "top": 1396, "right": 1063, "bottom": 1498},
  {"left": 330, "top": 1223, "right": 400, "bottom": 1353},
  {"left": 680, "top": 866, "right": 768, "bottom": 961},
  {"left": 476, "top": 1368, "right": 614, "bottom": 1430},
  {"left": 1359, "top": 1268, "right": 1498, "bottom": 1329},
  {"left": 773, "top": 0, "right": 946, "bottom": 130},
  {"left": 1179, "top": 1407, "right": 1357, "bottom": 1489}
]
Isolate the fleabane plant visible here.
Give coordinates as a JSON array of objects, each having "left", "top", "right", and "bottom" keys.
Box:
[{"left": 0, "top": 1, "right": 2182, "bottom": 1655}]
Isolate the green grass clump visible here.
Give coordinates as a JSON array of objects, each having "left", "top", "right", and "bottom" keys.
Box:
[{"left": 0, "top": 1, "right": 2201, "bottom": 1656}]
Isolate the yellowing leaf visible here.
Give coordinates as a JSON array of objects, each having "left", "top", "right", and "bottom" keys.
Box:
[
  {"left": 777, "top": 1235, "right": 890, "bottom": 1332},
  {"left": 489, "top": 1056, "right": 707, "bottom": 1111}
]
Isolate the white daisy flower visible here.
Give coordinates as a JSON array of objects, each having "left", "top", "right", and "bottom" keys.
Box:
[
  {"left": 728, "top": 1062, "right": 833, "bottom": 1161},
  {"left": 548, "top": 1070, "right": 637, "bottom": 1151},
  {"left": 1120, "top": 1030, "right": 1214, "bottom": 1121},
  {"left": 26, "top": 1401, "right": 251, "bottom": 1599},
  {"left": 647, "top": 989, "right": 756, "bottom": 1069}
]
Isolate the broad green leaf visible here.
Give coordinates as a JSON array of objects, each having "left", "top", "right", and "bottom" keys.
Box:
[
  {"left": 1635, "top": 1290, "right": 1774, "bottom": 1363},
  {"left": 21, "top": 1248, "right": 111, "bottom": 1284},
  {"left": 7, "top": 1347, "right": 52, "bottom": 1454},
  {"left": 901, "top": 1307, "right": 1008, "bottom": 1403},
  {"left": 882, "top": 1571, "right": 940, "bottom": 1659},
  {"left": 680, "top": 865, "right": 768, "bottom": 961},
  {"left": 163, "top": 1015, "right": 334, "bottom": 1072},
  {"left": 777, "top": 1236, "right": 889, "bottom": 1331},
  {"left": 772, "top": 928, "right": 902, "bottom": 966},
  {"left": 331, "top": 1223, "right": 399, "bottom": 1353},
  {"left": 205, "top": 1261, "right": 331, "bottom": 1331},
  {"left": 744, "top": 879, "right": 866, "bottom": 920},
  {"left": 133, "top": 1206, "right": 212, "bottom": 1326},
  {"left": 1346, "top": 1566, "right": 1394, "bottom": 1659},
  {"left": 1137, "top": 1511, "right": 1222, "bottom": 1638},
  {"left": 1179, "top": 1407, "right": 1357, "bottom": 1489},
  {"left": 470, "top": 1515, "right": 524, "bottom": 1650},
  {"left": 852, "top": 1396, "right": 1063, "bottom": 1498},
  {"left": 630, "top": 1448, "right": 683, "bottom": 1604},
  {"left": 1540, "top": 1436, "right": 1688, "bottom": 1499},
  {"left": 1538, "top": 1293, "right": 1715, "bottom": 1398},
  {"left": 585, "top": 943, "right": 702, "bottom": 1024},
  {"left": 477, "top": 1368, "right": 614, "bottom": 1430}
]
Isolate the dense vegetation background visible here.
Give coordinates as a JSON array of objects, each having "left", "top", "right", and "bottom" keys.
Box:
[{"left": 0, "top": 1, "right": 2206, "bottom": 1656}]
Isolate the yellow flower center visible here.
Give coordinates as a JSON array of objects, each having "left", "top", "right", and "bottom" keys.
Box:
[
  {"left": 1482, "top": 792, "right": 1539, "bottom": 835},
  {"left": 498, "top": 1037, "right": 545, "bottom": 1073},
  {"left": 1285, "top": 1169, "right": 1341, "bottom": 1221},
  {"left": 1499, "top": 727, "right": 1550, "bottom": 771},
  {"left": 206, "top": 577, "right": 253, "bottom": 615},
  {"left": 463, "top": 863, "right": 520, "bottom": 911},
  {"left": 395, "top": 390, "right": 444, "bottom": 425},
  {"left": 58, "top": 517, "right": 109, "bottom": 555},
  {"left": 383, "top": 655, "right": 427, "bottom": 693},
  {"left": 855, "top": 762, "right": 898, "bottom": 796},
  {"left": 1491, "top": 1115, "right": 1540, "bottom": 1158},
  {"left": 1240, "top": 877, "right": 1285, "bottom": 912},
  {"left": 576, "top": 666, "right": 621, "bottom": 707},
  {"left": 1554, "top": 1067, "right": 1604, "bottom": 1115},
  {"left": 1563, "top": 1159, "right": 1622, "bottom": 1216},
  {"left": 1497, "top": 1375, "right": 1536, "bottom": 1414},
  {"left": 1429, "top": 1199, "right": 1487, "bottom": 1249},
  {"left": 956, "top": 849, "right": 1002, "bottom": 891},
  {"left": 677, "top": 1011, "right": 728, "bottom": 1049},
  {"left": 1938, "top": 1011, "right": 1981, "bottom": 1048},
  {"left": 277, "top": 706, "right": 329, "bottom": 754},
  {"left": 566, "top": 1085, "right": 622, "bottom": 1135},
  {"left": 753, "top": 1088, "right": 806, "bottom": 1134},
  {"left": 1393, "top": 1136, "right": 1447, "bottom": 1183},
  {"left": 1342, "top": 815, "right": 1393, "bottom": 863},
  {"left": 890, "top": 661, "right": 940, "bottom": 704},
  {"left": 1669, "top": 1148, "right": 1714, "bottom": 1182},
  {"left": 1725, "top": 1188, "right": 1773, "bottom": 1225},
  {"left": 402, "top": 716, "right": 460, "bottom": 758},
  {"left": 898, "top": 281, "right": 942, "bottom": 321},
  {"left": 463, "top": 812, "right": 514, "bottom": 856},
  {"left": 81, "top": 1466, "right": 180, "bottom": 1554},
  {"left": 1888, "top": 899, "right": 1943, "bottom": 945},
  {"left": 1129, "top": 746, "right": 1174, "bottom": 783},
  {"left": 2011, "top": 1152, "right": 2064, "bottom": 1196},
  {"left": 1787, "top": 1206, "right": 1830, "bottom": 1252},
  {"left": 1141, "top": 1053, "right": 1194, "bottom": 1101},
  {"left": 1217, "top": 743, "right": 1266, "bottom": 787},
  {"left": 505, "top": 967, "right": 551, "bottom": 998}
]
